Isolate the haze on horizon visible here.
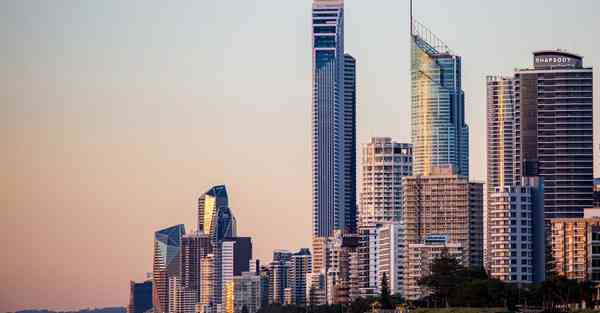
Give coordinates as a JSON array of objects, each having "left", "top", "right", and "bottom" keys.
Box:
[{"left": 1, "top": 0, "right": 599, "bottom": 311}]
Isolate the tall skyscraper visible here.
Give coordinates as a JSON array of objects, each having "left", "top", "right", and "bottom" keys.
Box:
[
  {"left": 312, "top": 0, "right": 356, "bottom": 238},
  {"left": 153, "top": 224, "right": 186, "bottom": 313},
  {"left": 128, "top": 280, "right": 153, "bottom": 313},
  {"left": 359, "top": 138, "right": 412, "bottom": 228},
  {"left": 485, "top": 76, "right": 516, "bottom": 270},
  {"left": 486, "top": 76, "right": 516, "bottom": 210},
  {"left": 410, "top": 19, "right": 469, "bottom": 177},
  {"left": 514, "top": 51, "right": 594, "bottom": 218},
  {"left": 343, "top": 53, "right": 357, "bottom": 234},
  {"left": 402, "top": 167, "right": 484, "bottom": 268},
  {"left": 198, "top": 185, "right": 237, "bottom": 241},
  {"left": 181, "top": 233, "right": 211, "bottom": 293}
]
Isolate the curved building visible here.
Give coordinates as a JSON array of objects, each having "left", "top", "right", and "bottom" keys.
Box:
[
  {"left": 410, "top": 20, "right": 469, "bottom": 177},
  {"left": 153, "top": 224, "right": 186, "bottom": 313}
]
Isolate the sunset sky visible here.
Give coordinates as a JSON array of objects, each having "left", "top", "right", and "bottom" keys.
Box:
[{"left": 2, "top": 0, "right": 599, "bottom": 311}]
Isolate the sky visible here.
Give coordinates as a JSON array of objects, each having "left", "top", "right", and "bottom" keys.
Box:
[{"left": 1, "top": 0, "right": 599, "bottom": 311}]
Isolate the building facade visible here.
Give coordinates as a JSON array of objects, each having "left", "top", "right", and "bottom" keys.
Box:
[
  {"left": 402, "top": 167, "right": 484, "bottom": 268},
  {"left": 287, "top": 249, "right": 312, "bottom": 306},
  {"left": 312, "top": 0, "right": 357, "bottom": 238},
  {"left": 375, "top": 223, "right": 404, "bottom": 296},
  {"left": 153, "top": 224, "right": 186, "bottom": 313},
  {"left": 181, "top": 233, "right": 212, "bottom": 294},
  {"left": 514, "top": 51, "right": 594, "bottom": 218},
  {"left": 550, "top": 217, "right": 600, "bottom": 282},
  {"left": 594, "top": 178, "right": 600, "bottom": 207},
  {"left": 410, "top": 20, "right": 469, "bottom": 177},
  {"left": 198, "top": 185, "right": 237, "bottom": 242},
  {"left": 128, "top": 280, "right": 153, "bottom": 313},
  {"left": 359, "top": 138, "right": 412, "bottom": 228},
  {"left": 488, "top": 177, "right": 545, "bottom": 283},
  {"left": 404, "top": 235, "right": 465, "bottom": 300},
  {"left": 232, "top": 273, "right": 261, "bottom": 313}
]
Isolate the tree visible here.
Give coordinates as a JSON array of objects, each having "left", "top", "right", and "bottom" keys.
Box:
[
  {"left": 418, "top": 252, "right": 464, "bottom": 307},
  {"left": 380, "top": 273, "right": 394, "bottom": 309}
]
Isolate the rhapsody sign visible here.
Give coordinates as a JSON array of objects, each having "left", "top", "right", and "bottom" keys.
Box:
[{"left": 534, "top": 53, "right": 580, "bottom": 68}]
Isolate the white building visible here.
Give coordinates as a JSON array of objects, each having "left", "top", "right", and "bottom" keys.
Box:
[
  {"left": 375, "top": 223, "right": 404, "bottom": 296},
  {"left": 359, "top": 138, "right": 412, "bottom": 228},
  {"left": 168, "top": 276, "right": 199, "bottom": 313}
]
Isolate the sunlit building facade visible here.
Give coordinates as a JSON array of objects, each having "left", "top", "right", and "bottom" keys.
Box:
[
  {"left": 198, "top": 185, "right": 237, "bottom": 242},
  {"left": 514, "top": 51, "right": 594, "bottom": 218},
  {"left": 153, "top": 224, "right": 186, "bottom": 313},
  {"left": 550, "top": 217, "right": 600, "bottom": 282},
  {"left": 359, "top": 138, "right": 412, "bottom": 228},
  {"left": 402, "top": 167, "right": 483, "bottom": 268},
  {"left": 410, "top": 20, "right": 469, "bottom": 177}
]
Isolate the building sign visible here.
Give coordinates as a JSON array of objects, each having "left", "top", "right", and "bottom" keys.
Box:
[{"left": 534, "top": 52, "right": 581, "bottom": 68}]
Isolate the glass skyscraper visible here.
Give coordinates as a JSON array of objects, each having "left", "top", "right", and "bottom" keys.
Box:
[
  {"left": 410, "top": 20, "right": 469, "bottom": 177},
  {"left": 312, "top": 0, "right": 356, "bottom": 238},
  {"left": 514, "top": 51, "right": 594, "bottom": 218},
  {"left": 198, "top": 185, "right": 237, "bottom": 242},
  {"left": 153, "top": 224, "right": 186, "bottom": 313}
]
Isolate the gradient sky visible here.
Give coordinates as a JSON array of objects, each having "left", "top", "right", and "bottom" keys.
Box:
[{"left": 2, "top": 0, "right": 599, "bottom": 311}]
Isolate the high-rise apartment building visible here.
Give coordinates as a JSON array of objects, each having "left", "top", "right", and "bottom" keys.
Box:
[
  {"left": 344, "top": 53, "right": 357, "bottom": 234},
  {"left": 375, "top": 223, "right": 404, "bottom": 296},
  {"left": 200, "top": 254, "right": 214, "bottom": 307},
  {"left": 514, "top": 51, "right": 594, "bottom": 218},
  {"left": 212, "top": 238, "right": 252, "bottom": 306},
  {"left": 198, "top": 185, "right": 237, "bottom": 242},
  {"left": 410, "top": 20, "right": 469, "bottom": 177},
  {"left": 153, "top": 224, "right": 186, "bottom": 313},
  {"left": 312, "top": 0, "right": 356, "bottom": 238},
  {"left": 488, "top": 177, "right": 545, "bottom": 283},
  {"left": 128, "top": 280, "right": 153, "bottom": 313},
  {"left": 486, "top": 76, "right": 516, "bottom": 266},
  {"left": 550, "top": 217, "right": 600, "bottom": 282},
  {"left": 287, "top": 249, "right": 312, "bottom": 306},
  {"left": 232, "top": 272, "right": 262, "bottom": 313},
  {"left": 359, "top": 138, "right": 412, "bottom": 228},
  {"left": 269, "top": 259, "right": 289, "bottom": 304},
  {"left": 168, "top": 276, "right": 199, "bottom": 313},
  {"left": 402, "top": 167, "right": 484, "bottom": 268},
  {"left": 181, "top": 233, "right": 212, "bottom": 294},
  {"left": 404, "top": 235, "right": 465, "bottom": 300}
]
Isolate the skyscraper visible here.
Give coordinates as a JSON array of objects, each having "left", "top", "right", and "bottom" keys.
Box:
[
  {"left": 359, "top": 138, "right": 412, "bottom": 228},
  {"left": 181, "top": 233, "right": 211, "bottom": 293},
  {"left": 514, "top": 51, "right": 594, "bottom": 218},
  {"left": 486, "top": 76, "right": 516, "bottom": 210},
  {"left": 198, "top": 185, "right": 237, "bottom": 241},
  {"left": 312, "top": 0, "right": 356, "bottom": 238},
  {"left": 485, "top": 76, "right": 516, "bottom": 270},
  {"left": 287, "top": 249, "right": 312, "bottom": 306},
  {"left": 410, "top": 19, "right": 469, "bottom": 177},
  {"left": 153, "top": 224, "right": 186, "bottom": 313},
  {"left": 343, "top": 53, "right": 357, "bottom": 234},
  {"left": 488, "top": 178, "right": 545, "bottom": 283},
  {"left": 128, "top": 280, "right": 153, "bottom": 313}
]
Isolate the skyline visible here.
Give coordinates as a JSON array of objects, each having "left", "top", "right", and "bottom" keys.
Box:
[{"left": 2, "top": 0, "right": 600, "bottom": 311}]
